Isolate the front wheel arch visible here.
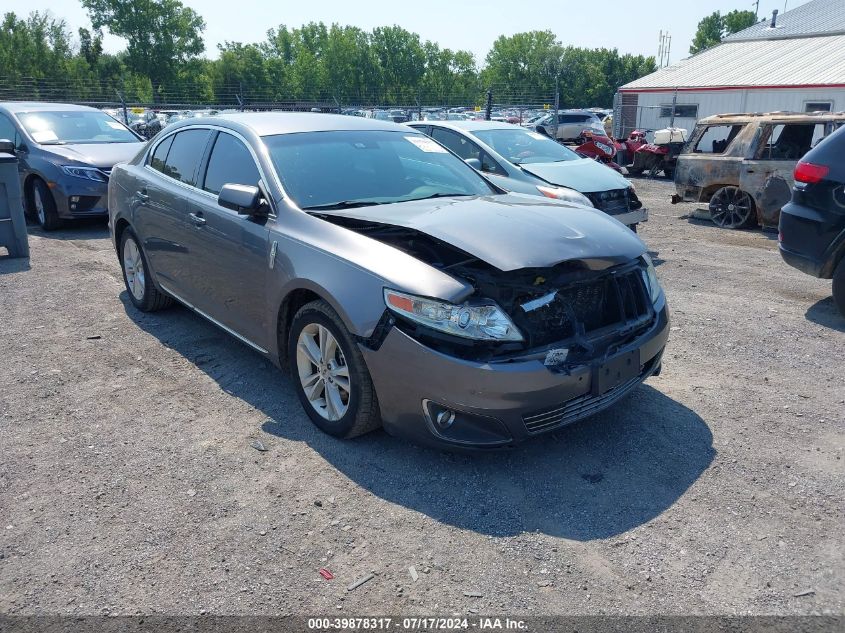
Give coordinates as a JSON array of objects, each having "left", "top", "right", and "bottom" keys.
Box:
[{"left": 275, "top": 284, "right": 363, "bottom": 374}]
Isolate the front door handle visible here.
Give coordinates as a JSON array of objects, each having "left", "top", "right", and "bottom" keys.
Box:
[
  {"left": 136, "top": 189, "right": 149, "bottom": 203},
  {"left": 189, "top": 212, "right": 206, "bottom": 227}
]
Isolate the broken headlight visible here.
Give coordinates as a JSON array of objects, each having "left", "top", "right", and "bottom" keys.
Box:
[
  {"left": 642, "top": 254, "right": 662, "bottom": 304},
  {"left": 536, "top": 185, "right": 594, "bottom": 207},
  {"left": 384, "top": 289, "right": 524, "bottom": 342}
]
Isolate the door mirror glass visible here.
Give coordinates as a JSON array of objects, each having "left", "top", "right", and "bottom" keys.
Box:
[
  {"left": 464, "top": 157, "right": 482, "bottom": 170},
  {"left": 218, "top": 183, "right": 262, "bottom": 214}
]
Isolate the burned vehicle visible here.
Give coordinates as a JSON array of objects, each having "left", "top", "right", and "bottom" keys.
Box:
[
  {"left": 672, "top": 112, "right": 845, "bottom": 229},
  {"left": 108, "top": 113, "right": 668, "bottom": 449}
]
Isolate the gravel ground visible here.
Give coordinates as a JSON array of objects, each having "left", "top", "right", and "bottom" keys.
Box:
[{"left": 0, "top": 178, "right": 842, "bottom": 617}]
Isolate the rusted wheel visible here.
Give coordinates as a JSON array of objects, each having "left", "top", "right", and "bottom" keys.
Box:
[{"left": 709, "top": 187, "right": 756, "bottom": 229}]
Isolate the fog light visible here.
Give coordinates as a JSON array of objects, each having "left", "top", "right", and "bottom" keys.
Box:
[{"left": 436, "top": 409, "right": 456, "bottom": 429}]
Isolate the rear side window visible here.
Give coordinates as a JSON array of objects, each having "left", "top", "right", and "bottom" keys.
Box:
[
  {"left": 149, "top": 135, "right": 173, "bottom": 173},
  {"left": 756, "top": 124, "right": 825, "bottom": 160},
  {"left": 162, "top": 129, "right": 210, "bottom": 185},
  {"left": 202, "top": 132, "right": 261, "bottom": 195}
]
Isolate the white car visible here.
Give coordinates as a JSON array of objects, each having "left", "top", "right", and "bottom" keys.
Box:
[{"left": 530, "top": 110, "right": 606, "bottom": 142}]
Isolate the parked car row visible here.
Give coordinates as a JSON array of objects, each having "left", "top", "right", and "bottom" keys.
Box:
[{"left": 2, "top": 100, "right": 840, "bottom": 453}]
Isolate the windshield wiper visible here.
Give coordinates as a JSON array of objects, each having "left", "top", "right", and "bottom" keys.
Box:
[
  {"left": 405, "top": 192, "right": 474, "bottom": 202},
  {"left": 302, "top": 200, "right": 389, "bottom": 211},
  {"left": 39, "top": 140, "right": 67, "bottom": 145}
]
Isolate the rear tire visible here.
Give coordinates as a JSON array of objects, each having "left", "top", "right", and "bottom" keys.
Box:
[
  {"left": 31, "top": 178, "right": 62, "bottom": 231},
  {"left": 288, "top": 300, "right": 381, "bottom": 439},
  {"left": 119, "top": 228, "right": 173, "bottom": 312},
  {"left": 709, "top": 186, "right": 756, "bottom": 229},
  {"left": 833, "top": 258, "right": 845, "bottom": 317}
]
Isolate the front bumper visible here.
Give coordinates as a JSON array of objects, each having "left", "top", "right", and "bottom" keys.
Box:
[
  {"left": 610, "top": 207, "right": 647, "bottom": 226},
  {"left": 361, "top": 296, "right": 669, "bottom": 449},
  {"left": 52, "top": 179, "right": 109, "bottom": 218}
]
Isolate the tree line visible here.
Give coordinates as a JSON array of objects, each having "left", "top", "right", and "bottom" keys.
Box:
[{"left": 1, "top": 0, "right": 657, "bottom": 107}]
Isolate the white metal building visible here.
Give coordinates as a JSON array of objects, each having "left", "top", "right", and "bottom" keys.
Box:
[{"left": 615, "top": 0, "right": 845, "bottom": 136}]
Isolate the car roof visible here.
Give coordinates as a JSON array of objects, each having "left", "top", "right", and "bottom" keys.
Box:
[
  {"left": 0, "top": 102, "right": 102, "bottom": 114},
  {"left": 698, "top": 111, "right": 845, "bottom": 125},
  {"left": 184, "top": 112, "right": 413, "bottom": 136},
  {"left": 409, "top": 119, "right": 521, "bottom": 132}
]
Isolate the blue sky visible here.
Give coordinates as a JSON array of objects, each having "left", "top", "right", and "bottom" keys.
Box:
[{"left": 7, "top": 0, "right": 804, "bottom": 65}]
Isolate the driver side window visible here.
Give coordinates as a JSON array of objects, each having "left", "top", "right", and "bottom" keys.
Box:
[
  {"left": 430, "top": 127, "right": 502, "bottom": 175},
  {"left": 202, "top": 132, "right": 261, "bottom": 196}
]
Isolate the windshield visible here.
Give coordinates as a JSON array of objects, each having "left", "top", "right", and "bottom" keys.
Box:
[
  {"left": 471, "top": 128, "right": 581, "bottom": 165},
  {"left": 17, "top": 110, "right": 139, "bottom": 145},
  {"left": 264, "top": 130, "right": 496, "bottom": 210}
]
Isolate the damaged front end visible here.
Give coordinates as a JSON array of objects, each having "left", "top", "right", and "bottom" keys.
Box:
[{"left": 318, "top": 213, "right": 660, "bottom": 368}]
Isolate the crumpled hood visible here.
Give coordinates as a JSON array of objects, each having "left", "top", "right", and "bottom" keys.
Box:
[
  {"left": 318, "top": 194, "right": 645, "bottom": 272},
  {"left": 520, "top": 158, "right": 630, "bottom": 193},
  {"left": 43, "top": 142, "right": 145, "bottom": 169}
]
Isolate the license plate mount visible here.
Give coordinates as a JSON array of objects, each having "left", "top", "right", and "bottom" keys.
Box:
[{"left": 593, "top": 349, "right": 641, "bottom": 396}]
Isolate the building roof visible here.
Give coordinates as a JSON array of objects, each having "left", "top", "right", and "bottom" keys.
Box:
[
  {"left": 725, "top": 0, "right": 845, "bottom": 42},
  {"left": 620, "top": 33, "right": 845, "bottom": 91}
]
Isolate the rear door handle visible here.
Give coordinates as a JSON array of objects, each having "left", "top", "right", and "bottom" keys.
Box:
[
  {"left": 189, "top": 212, "right": 206, "bottom": 227},
  {"left": 136, "top": 189, "right": 149, "bottom": 202}
]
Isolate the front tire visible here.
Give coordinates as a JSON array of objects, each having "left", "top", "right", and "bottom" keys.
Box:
[
  {"left": 31, "top": 178, "right": 62, "bottom": 231},
  {"left": 288, "top": 300, "right": 381, "bottom": 439},
  {"left": 119, "top": 228, "right": 173, "bottom": 312},
  {"left": 833, "top": 258, "right": 845, "bottom": 317}
]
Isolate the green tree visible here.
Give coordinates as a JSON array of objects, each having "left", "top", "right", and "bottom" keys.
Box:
[
  {"left": 690, "top": 9, "right": 758, "bottom": 54},
  {"left": 80, "top": 0, "right": 206, "bottom": 93},
  {"left": 723, "top": 10, "right": 757, "bottom": 35}
]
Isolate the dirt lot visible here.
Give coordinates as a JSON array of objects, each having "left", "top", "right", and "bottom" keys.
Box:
[{"left": 0, "top": 178, "right": 842, "bottom": 617}]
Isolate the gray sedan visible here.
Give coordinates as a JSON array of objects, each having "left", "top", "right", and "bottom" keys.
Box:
[
  {"left": 0, "top": 102, "right": 145, "bottom": 230},
  {"left": 408, "top": 120, "right": 647, "bottom": 229},
  {"left": 109, "top": 113, "right": 669, "bottom": 449}
]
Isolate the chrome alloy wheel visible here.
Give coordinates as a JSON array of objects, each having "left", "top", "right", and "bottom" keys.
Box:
[
  {"left": 296, "top": 323, "right": 350, "bottom": 421},
  {"left": 34, "top": 187, "right": 46, "bottom": 226},
  {"left": 122, "top": 238, "right": 146, "bottom": 301}
]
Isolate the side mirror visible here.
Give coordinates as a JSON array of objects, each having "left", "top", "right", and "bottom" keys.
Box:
[
  {"left": 218, "top": 183, "right": 263, "bottom": 215},
  {"left": 465, "top": 158, "right": 482, "bottom": 170},
  {"left": 0, "top": 139, "right": 14, "bottom": 154}
]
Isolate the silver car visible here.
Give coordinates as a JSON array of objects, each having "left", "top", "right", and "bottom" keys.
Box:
[
  {"left": 108, "top": 113, "right": 669, "bottom": 449},
  {"left": 408, "top": 120, "right": 647, "bottom": 228}
]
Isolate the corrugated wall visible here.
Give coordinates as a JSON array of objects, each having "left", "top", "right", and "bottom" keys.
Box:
[{"left": 617, "top": 88, "right": 845, "bottom": 135}]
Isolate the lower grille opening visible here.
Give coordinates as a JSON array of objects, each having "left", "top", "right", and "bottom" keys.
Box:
[{"left": 522, "top": 355, "right": 658, "bottom": 434}]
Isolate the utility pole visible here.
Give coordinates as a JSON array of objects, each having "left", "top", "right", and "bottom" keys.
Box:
[
  {"left": 752, "top": 0, "right": 760, "bottom": 19},
  {"left": 553, "top": 75, "right": 560, "bottom": 139},
  {"left": 657, "top": 31, "right": 671, "bottom": 67}
]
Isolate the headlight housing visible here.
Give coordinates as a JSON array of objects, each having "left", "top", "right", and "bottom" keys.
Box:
[
  {"left": 384, "top": 289, "right": 523, "bottom": 342},
  {"left": 60, "top": 165, "right": 107, "bottom": 182},
  {"left": 536, "top": 185, "right": 594, "bottom": 207},
  {"left": 642, "top": 254, "right": 661, "bottom": 304}
]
